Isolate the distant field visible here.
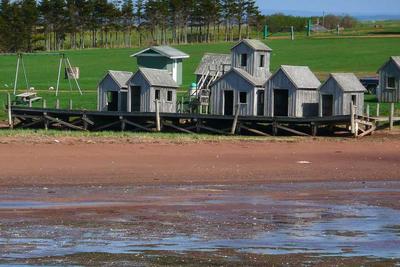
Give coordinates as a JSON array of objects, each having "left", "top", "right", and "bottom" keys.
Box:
[{"left": 0, "top": 36, "right": 400, "bottom": 117}]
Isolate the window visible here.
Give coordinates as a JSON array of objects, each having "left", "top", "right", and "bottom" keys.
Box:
[
  {"left": 241, "top": 53, "right": 247, "bottom": 67},
  {"left": 155, "top": 89, "right": 160, "bottom": 100},
  {"left": 259, "top": 55, "right": 265, "bottom": 67},
  {"left": 239, "top": 92, "right": 247, "bottom": 104},
  {"left": 167, "top": 90, "right": 173, "bottom": 102},
  {"left": 387, "top": 76, "right": 396, "bottom": 89}
]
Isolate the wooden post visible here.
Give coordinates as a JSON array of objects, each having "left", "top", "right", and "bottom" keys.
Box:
[
  {"left": 272, "top": 121, "right": 278, "bottom": 136},
  {"left": 56, "top": 99, "right": 60, "bottom": 109},
  {"left": 350, "top": 101, "right": 355, "bottom": 135},
  {"left": 7, "top": 93, "right": 13, "bottom": 129},
  {"left": 120, "top": 116, "right": 126, "bottom": 131},
  {"left": 290, "top": 26, "right": 294, "bottom": 40},
  {"left": 231, "top": 104, "right": 240, "bottom": 135},
  {"left": 389, "top": 102, "right": 394, "bottom": 131},
  {"left": 311, "top": 122, "right": 317, "bottom": 136},
  {"left": 44, "top": 112, "right": 48, "bottom": 131},
  {"left": 318, "top": 94, "right": 323, "bottom": 117},
  {"left": 366, "top": 104, "right": 370, "bottom": 119},
  {"left": 69, "top": 99, "right": 73, "bottom": 110},
  {"left": 83, "top": 113, "right": 88, "bottom": 130},
  {"left": 376, "top": 103, "right": 380, "bottom": 117},
  {"left": 155, "top": 100, "right": 161, "bottom": 132},
  {"left": 42, "top": 99, "right": 47, "bottom": 109}
]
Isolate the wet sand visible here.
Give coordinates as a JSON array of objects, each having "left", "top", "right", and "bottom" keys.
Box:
[
  {"left": 0, "top": 136, "right": 399, "bottom": 265},
  {"left": 0, "top": 137, "right": 399, "bottom": 186}
]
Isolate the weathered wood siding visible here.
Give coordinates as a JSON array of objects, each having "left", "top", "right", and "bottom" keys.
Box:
[
  {"left": 319, "top": 78, "right": 364, "bottom": 115},
  {"left": 98, "top": 74, "right": 127, "bottom": 112},
  {"left": 231, "top": 42, "right": 270, "bottom": 77},
  {"left": 210, "top": 71, "right": 259, "bottom": 116},
  {"left": 264, "top": 69, "right": 318, "bottom": 117},
  {"left": 378, "top": 62, "right": 400, "bottom": 103},
  {"left": 128, "top": 73, "right": 176, "bottom": 113}
]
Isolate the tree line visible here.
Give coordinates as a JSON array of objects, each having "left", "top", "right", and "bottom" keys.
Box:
[{"left": 0, "top": 0, "right": 262, "bottom": 52}]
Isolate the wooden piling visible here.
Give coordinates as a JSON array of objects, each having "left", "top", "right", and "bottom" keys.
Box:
[
  {"left": 231, "top": 104, "right": 240, "bottom": 135},
  {"left": 389, "top": 102, "right": 394, "bottom": 130},
  {"left": 56, "top": 99, "right": 60, "bottom": 109},
  {"left": 366, "top": 104, "right": 370, "bottom": 119},
  {"left": 69, "top": 99, "right": 73, "bottom": 110},
  {"left": 155, "top": 100, "right": 161, "bottom": 132},
  {"left": 7, "top": 93, "right": 13, "bottom": 129},
  {"left": 42, "top": 99, "right": 47, "bottom": 109}
]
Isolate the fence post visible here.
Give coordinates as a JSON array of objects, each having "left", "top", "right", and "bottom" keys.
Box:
[
  {"left": 56, "top": 99, "right": 60, "bottom": 109},
  {"left": 7, "top": 93, "right": 13, "bottom": 129},
  {"left": 155, "top": 100, "right": 161, "bottom": 132},
  {"left": 69, "top": 99, "right": 73, "bottom": 110},
  {"left": 389, "top": 102, "right": 394, "bottom": 131},
  {"left": 42, "top": 99, "right": 47, "bottom": 109}
]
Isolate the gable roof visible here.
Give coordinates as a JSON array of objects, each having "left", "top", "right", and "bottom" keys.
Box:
[
  {"left": 279, "top": 65, "right": 321, "bottom": 89},
  {"left": 231, "top": 39, "right": 273, "bottom": 52},
  {"left": 378, "top": 56, "right": 400, "bottom": 73},
  {"left": 195, "top": 53, "right": 231, "bottom": 75},
  {"left": 103, "top": 70, "right": 133, "bottom": 89},
  {"left": 212, "top": 67, "right": 270, "bottom": 88},
  {"left": 327, "top": 73, "right": 366, "bottom": 92},
  {"left": 131, "top": 46, "right": 189, "bottom": 59},
  {"left": 134, "top": 67, "right": 178, "bottom": 88}
]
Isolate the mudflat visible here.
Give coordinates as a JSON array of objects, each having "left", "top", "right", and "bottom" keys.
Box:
[{"left": 0, "top": 137, "right": 399, "bottom": 186}]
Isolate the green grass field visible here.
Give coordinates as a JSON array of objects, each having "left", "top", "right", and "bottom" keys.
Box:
[{"left": 0, "top": 36, "right": 400, "bottom": 118}]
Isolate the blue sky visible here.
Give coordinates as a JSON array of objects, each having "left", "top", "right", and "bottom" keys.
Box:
[{"left": 257, "top": 0, "right": 400, "bottom": 15}]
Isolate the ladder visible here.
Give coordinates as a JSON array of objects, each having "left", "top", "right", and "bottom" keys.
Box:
[{"left": 194, "top": 66, "right": 222, "bottom": 114}]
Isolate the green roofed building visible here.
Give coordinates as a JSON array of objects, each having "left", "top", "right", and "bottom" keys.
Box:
[{"left": 131, "top": 46, "right": 189, "bottom": 86}]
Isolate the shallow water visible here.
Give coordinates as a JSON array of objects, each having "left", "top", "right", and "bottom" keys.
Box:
[{"left": 0, "top": 181, "right": 399, "bottom": 262}]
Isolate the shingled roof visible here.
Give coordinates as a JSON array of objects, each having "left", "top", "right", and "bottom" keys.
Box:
[
  {"left": 104, "top": 70, "right": 133, "bottom": 89},
  {"left": 195, "top": 53, "right": 232, "bottom": 76},
  {"left": 135, "top": 67, "right": 178, "bottom": 88},
  {"left": 327, "top": 73, "right": 366, "bottom": 92},
  {"left": 211, "top": 67, "right": 270, "bottom": 88},
  {"left": 280, "top": 65, "right": 321, "bottom": 89},
  {"left": 131, "top": 46, "right": 189, "bottom": 59},
  {"left": 231, "top": 39, "right": 272, "bottom": 52}
]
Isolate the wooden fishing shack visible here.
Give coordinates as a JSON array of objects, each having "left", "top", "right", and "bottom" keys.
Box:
[
  {"left": 97, "top": 70, "right": 133, "bottom": 112},
  {"left": 264, "top": 65, "right": 321, "bottom": 117},
  {"left": 319, "top": 73, "right": 366, "bottom": 116},
  {"left": 377, "top": 56, "right": 400, "bottom": 103},
  {"left": 131, "top": 46, "right": 189, "bottom": 86},
  {"left": 128, "top": 68, "right": 178, "bottom": 113}
]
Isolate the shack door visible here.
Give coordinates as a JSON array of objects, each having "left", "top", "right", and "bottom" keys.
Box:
[
  {"left": 257, "top": 90, "right": 265, "bottom": 116},
  {"left": 322, "top": 95, "right": 333, "bottom": 116},
  {"left": 224, "top": 91, "right": 234, "bottom": 115},
  {"left": 274, "top": 89, "right": 289, "bottom": 116},
  {"left": 131, "top": 86, "right": 141, "bottom": 112},
  {"left": 107, "top": 91, "right": 119, "bottom": 112}
]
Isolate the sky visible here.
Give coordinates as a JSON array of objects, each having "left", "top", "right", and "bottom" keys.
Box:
[{"left": 257, "top": 0, "right": 400, "bottom": 16}]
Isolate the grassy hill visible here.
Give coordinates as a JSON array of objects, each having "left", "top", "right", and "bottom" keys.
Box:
[{"left": 0, "top": 36, "right": 399, "bottom": 115}]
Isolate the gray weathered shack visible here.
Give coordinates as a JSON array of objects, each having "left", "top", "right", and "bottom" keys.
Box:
[
  {"left": 128, "top": 68, "right": 178, "bottom": 113},
  {"left": 377, "top": 56, "right": 400, "bottom": 103},
  {"left": 319, "top": 73, "right": 366, "bottom": 116},
  {"left": 131, "top": 46, "right": 189, "bottom": 86},
  {"left": 231, "top": 39, "right": 272, "bottom": 78},
  {"left": 97, "top": 70, "right": 133, "bottom": 112},
  {"left": 195, "top": 53, "right": 231, "bottom": 84},
  {"left": 264, "top": 65, "right": 321, "bottom": 117},
  {"left": 210, "top": 68, "right": 269, "bottom": 116}
]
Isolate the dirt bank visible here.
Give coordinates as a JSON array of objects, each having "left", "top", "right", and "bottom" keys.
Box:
[{"left": 0, "top": 136, "right": 399, "bottom": 186}]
